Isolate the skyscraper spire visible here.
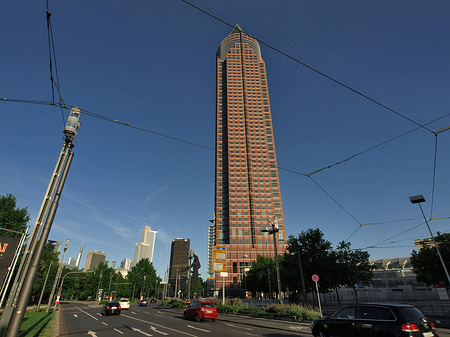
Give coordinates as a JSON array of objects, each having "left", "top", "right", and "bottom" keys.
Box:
[{"left": 75, "top": 241, "right": 84, "bottom": 269}]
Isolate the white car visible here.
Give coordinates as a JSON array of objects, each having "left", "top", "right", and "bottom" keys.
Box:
[{"left": 119, "top": 298, "right": 130, "bottom": 310}]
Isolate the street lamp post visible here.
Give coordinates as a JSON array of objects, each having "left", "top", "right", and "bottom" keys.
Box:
[
  {"left": 261, "top": 217, "right": 283, "bottom": 305},
  {"left": 2, "top": 107, "right": 81, "bottom": 337},
  {"left": 409, "top": 195, "right": 450, "bottom": 287}
]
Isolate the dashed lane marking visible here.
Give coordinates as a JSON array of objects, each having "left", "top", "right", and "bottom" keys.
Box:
[
  {"left": 114, "top": 328, "right": 124, "bottom": 335},
  {"left": 187, "top": 324, "right": 211, "bottom": 332}
]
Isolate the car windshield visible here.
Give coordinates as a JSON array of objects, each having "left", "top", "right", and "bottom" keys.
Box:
[
  {"left": 201, "top": 303, "right": 215, "bottom": 308},
  {"left": 398, "top": 307, "right": 425, "bottom": 320},
  {"left": 120, "top": 299, "right": 129, "bottom": 302}
]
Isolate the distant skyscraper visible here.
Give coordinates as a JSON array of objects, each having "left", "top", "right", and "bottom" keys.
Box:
[
  {"left": 106, "top": 261, "right": 116, "bottom": 269},
  {"left": 75, "top": 241, "right": 84, "bottom": 268},
  {"left": 207, "top": 219, "right": 216, "bottom": 278},
  {"left": 84, "top": 250, "right": 106, "bottom": 271},
  {"left": 120, "top": 258, "right": 132, "bottom": 271},
  {"left": 214, "top": 25, "right": 287, "bottom": 289},
  {"left": 168, "top": 238, "right": 190, "bottom": 293},
  {"left": 53, "top": 240, "right": 62, "bottom": 254},
  {"left": 67, "top": 257, "right": 77, "bottom": 268},
  {"left": 133, "top": 225, "right": 157, "bottom": 266}
]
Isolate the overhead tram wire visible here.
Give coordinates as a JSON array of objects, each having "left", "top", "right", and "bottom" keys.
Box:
[
  {"left": 181, "top": 0, "right": 433, "bottom": 134},
  {"left": 45, "top": 0, "right": 66, "bottom": 126}
]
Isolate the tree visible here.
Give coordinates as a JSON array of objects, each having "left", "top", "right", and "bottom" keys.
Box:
[
  {"left": 127, "top": 259, "right": 160, "bottom": 299},
  {"left": 410, "top": 233, "right": 450, "bottom": 287},
  {"left": 32, "top": 242, "right": 59, "bottom": 299},
  {"left": 334, "top": 241, "right": 374, "bottom": 302},
  {"left": 246, "top": 255, "right": 277, "bottom": 298},
  {"left": 0, "top": 194, "right": 30, "bottom": 237},
  {"left": 282, "top": 228, "right": 337, "bottom": 296}
]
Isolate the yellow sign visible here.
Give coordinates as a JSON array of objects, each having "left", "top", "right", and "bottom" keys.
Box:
[
  {"left": 213, "top": 245, "right": 227, "bottom": 260},
  {"left": 213, "top": 261, "right": 226, "bottom": 272}
]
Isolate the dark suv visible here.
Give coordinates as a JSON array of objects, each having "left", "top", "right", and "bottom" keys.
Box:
[{"left": 311, "top": 303, "right": 438, "bottom": 337}]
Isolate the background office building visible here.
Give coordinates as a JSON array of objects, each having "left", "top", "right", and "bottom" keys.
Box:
[
  {"left": 83, "top": 250, "right": 106, "bottom": 271},
  {"left": 120, "top": 258, "right": 132, "bottom": 271},
  {"left": 214, "top": 25, "right": 287, "bottom": 289},
  {"left": 169, "top": 238, "right": 190, "bottom": 295},
  {"left": 133, "top": 225, "right": 157, "bottom": 266}
]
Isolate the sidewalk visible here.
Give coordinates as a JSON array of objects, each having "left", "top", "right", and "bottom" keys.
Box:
[{"left": 157, "top": 306, "right": 312, "bottom": 334}]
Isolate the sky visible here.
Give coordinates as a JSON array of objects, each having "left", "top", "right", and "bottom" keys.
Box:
[{"left": 1, "top": 0, "right": 450, "bottom": 279}]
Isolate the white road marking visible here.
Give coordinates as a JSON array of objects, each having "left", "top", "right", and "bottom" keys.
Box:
[
  {"left": 225, "top": 323, "right": 254, "bottom": 330},
  {"left": 78, "top": 308, "right": 99, "bottom": 321},
  {"left": 114, "top": 328, "right": 124, "bottom": 335},
  {"left": 131, "top": 327, "right": 153, "bottom": 336},
  {"left": 101, "top": 322, "right": 108, "bottom": 326},
  {"left": 132, "top": 311, "right": 138, "bottom": 315},
  {"left": 187, "top": 324, "right": 211, "bottom": 332},
  {"left": 230, "top": 329, "right": 257, "bottom": 336},
  {"left": 288, "top": 325, "right": 308, "bottom": 330},
  {"left": 96, "top": 313, "right": 102, "bottom": 317},
  {"left": 151, "top": 326, "right": 169, "bottom": 335},
  {"left": 122, "top": 314, "right": 197, "bottom": 337},
  {"left": 73, "top": 314, "right": 78, "bottom": 318},
  {"left": 87, "top": 331, "right": 97, "bottom": 337}
]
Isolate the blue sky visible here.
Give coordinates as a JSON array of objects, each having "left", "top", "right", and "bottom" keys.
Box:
[{"left": 1, "top": 0, "right": 450, "bottom": 279}]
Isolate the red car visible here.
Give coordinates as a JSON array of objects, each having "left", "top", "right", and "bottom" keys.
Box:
[{"left": 183, "top": 301, "right": 217, "bottom": 322}]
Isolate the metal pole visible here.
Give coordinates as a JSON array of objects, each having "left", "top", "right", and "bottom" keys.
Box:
[
  {"left": 418, "top": 203, "right": 450, "bottom": 286},
  {"left": 96, "top": 271, "right": 103, "bottom": 304},
  {"left": 47, "top": 239, "right": 70, "bottom": 312},
  {"left": 36, "top": 261, "right": 52, "bottom": 311},
  {"left": 0, "top": 146, "right": 69, "bottom": 337},
  {"left": 297, "top": 246, "right": 306, "bottom": 303},
  {"left": 222, "top": 275, "right": 225, "bottom": 305},
  {"left": 272, "top": 226, "right": 283, "bottom": 305},
  {"left": 315, "top": 281, "right": 322, "bottom": 316},
  {"left": 6, "top": 151, "right": 74, "bottom": 337},
  {"left": 107, "top": 274, "right": 113, "bottom": 300},
  {"left": 265, "top": 240, "right": 272, "bottom": 300}
]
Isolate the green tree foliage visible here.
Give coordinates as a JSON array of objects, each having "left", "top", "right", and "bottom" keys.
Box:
[
  {"left": 127, "top": 259, "right": 161, "bottom": 299},
  {"left": 410, "top": 233, "right": 450, "bottom": 287},
  {"left": 245, "top": 255, "right": 278, "bottom": 297},
  {"left": 280, "top": 228, "right": 373, "bottom": 301},
  {"left": 0, "top": 194, "right": 30, "bottom": 237},
  {"left": 32, "top": 242, "right": 59, "bottom": 298},
  {"left": 334, "top": 241, "right": 374, "bottom": 302},
  {"left": 282, "top": 228, "right": 336, "bottom": 293}
]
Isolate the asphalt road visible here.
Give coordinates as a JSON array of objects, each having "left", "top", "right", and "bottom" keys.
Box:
[{"left": 58, "top": 302, "right": 311, "bottom": 337}]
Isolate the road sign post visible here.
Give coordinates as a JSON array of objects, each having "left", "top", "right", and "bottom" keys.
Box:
[{"left": 312, "top": 274, "right": 322, "bottom": 316}]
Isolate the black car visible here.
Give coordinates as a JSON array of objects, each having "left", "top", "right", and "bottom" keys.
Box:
[
  {"left": 101, "top": 301, "right": 121, "bottom": 316},
  {"left": 311, "top": 303, "right": 438, "bottom": 337},
  {"left": 139, "top": 299, "right": 148, "bottom": 306}
]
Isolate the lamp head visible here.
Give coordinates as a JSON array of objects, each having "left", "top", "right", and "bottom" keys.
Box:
[{"left": 409, "top": 194, "right": 425, "bottom": 204}]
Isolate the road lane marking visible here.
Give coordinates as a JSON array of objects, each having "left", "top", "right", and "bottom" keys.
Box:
[
  {"left": 73, "top": 314, "right": 78, "bottom": 318},
  {"left": 131, "top": 327, "right": 153, "bottom": 336},
  {"left": 78, "top": 308, "right": 99, "bottom": 321},
  {"left": 96, "top": 313, "right": 102, "bottom": 317},
  {"left": 122, "top": 314, "right": 197, "bottom": 337},
  {"left": 230, "top": 329, "right": 257, "bottom": 336},
  {"left": 101, "top": 322, "right": 108, "bottom": 326},
  {"left": 288, "top": 325, "right": 309, "bottom": 330},
  {"left": 225, "top": 323, "right": 254, "bottom": 330},
  {"left": 151, "top": 326, "right": 169, "bottom": 335},
  {"left": 132, "top": 311, "right": 138, "bottom": 315},
  {"left": 114, "top": 328, "right": 124, "bottom": 334},
  {"left": 87, "top": 331, "right": 97, "bottom": 337},
  {"left": 187, "top": 324, "right": 211, "bottom": 332}
]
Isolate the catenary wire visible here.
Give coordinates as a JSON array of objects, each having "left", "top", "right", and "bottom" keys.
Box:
[
  {"left": 45, "top": 0, "right": 66, "bottom": 126},
  {"left": 1, "top": 97, "right": 447, "bottom": 246},
  {"left": 181, "top": 0, "right": 433, "bottom": 134}
]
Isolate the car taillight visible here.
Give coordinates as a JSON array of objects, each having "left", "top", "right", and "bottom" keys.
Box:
[
  {"left": 118, "top": 306, "right": 121, "bottom": 309},
  {"left": 106, "top": 306, "right": 110, "bottom": 310},
  {"left": 402, "top": 323, "right": 420, "bottom": 332},
  {"left": 431, "top": 322, "right": 435, "bottom": 329}
]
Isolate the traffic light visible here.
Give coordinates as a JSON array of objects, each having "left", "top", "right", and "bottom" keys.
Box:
[{"left": 93, "top": 269, "right": 96, "bottom": 275}]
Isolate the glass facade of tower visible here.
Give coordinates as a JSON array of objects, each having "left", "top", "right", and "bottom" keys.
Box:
[{"left": 214, "top": 26, "right": 287, "bottom": 290}]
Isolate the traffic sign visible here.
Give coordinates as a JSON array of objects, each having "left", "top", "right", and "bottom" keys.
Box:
[
  {"left": 312, "top": 274, "right": 319, "bottom": 282},
  {"left": 213, "top": 245, "right": 226, "bottom": 260},
  {"left": 213, "top": 261, "right": 226, "bottom": 272}
]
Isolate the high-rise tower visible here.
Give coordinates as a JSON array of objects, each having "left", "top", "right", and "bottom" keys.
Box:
[
  {"left": 214, "top": 25, "right": 287, "bottom": 290},
  {"left": 133, "top": 225, "right": 157, "bottom": 266}
]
